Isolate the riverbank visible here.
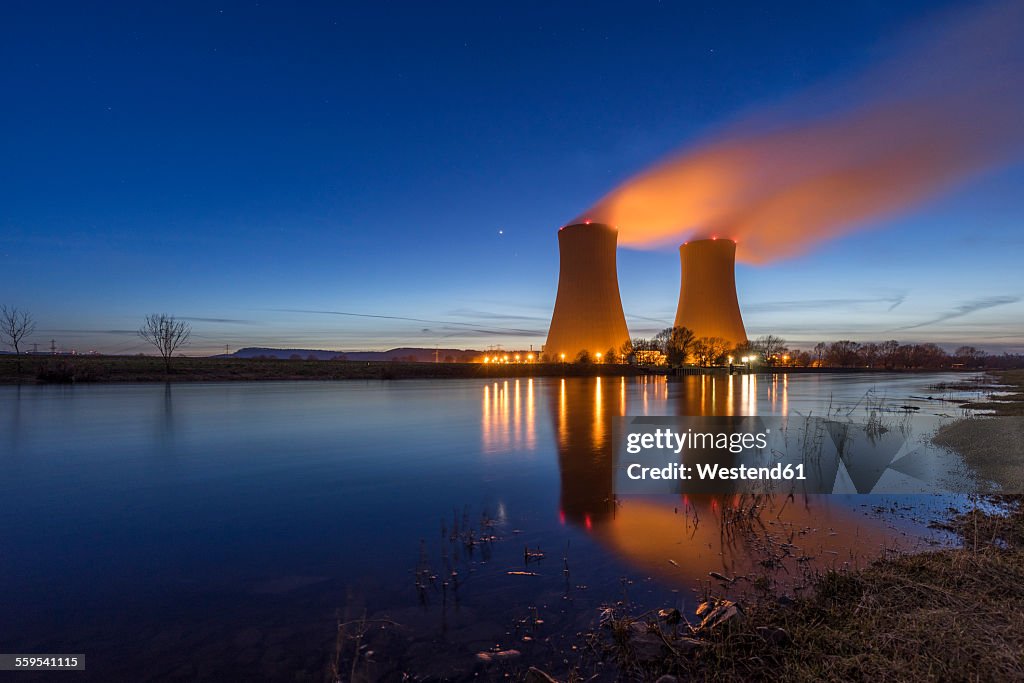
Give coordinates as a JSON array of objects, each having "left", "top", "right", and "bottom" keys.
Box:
[
  {"left": 0, "top": 355, "right": 654, "bottom": 384},
  {"left": 954, "top": 369, "right": 1024, "bottom": 416},
  {"left": 933, "top": 369, "right": 1024, "bottom": 491},
  {"left": 567, "top": 498, "right": 1024, "bottom": 682}
]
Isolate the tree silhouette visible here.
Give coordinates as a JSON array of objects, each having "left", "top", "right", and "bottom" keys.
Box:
[
  {"left": 138, "top": 314, "right": 191, "bottom": 374},
  {"left": 1, "top": 305, "right": 36, "bottom": 378},
  {"left": 655, "top": 326, "right": 696, "bottom": 366}
]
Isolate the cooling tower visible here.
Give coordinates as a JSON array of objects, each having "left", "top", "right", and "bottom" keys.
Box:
[
  {"left": 544, "top": 222, "right": 630, "bottom": 360},
  {"left": 673, "top": 239, "right": 747, "bottom": 347}
]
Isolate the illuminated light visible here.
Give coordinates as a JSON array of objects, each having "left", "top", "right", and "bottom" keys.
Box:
[
  {"left": 559, "top": 510, "right": 566, "bottom": 525},
  {"left": 514, "top": 354, "right": 520, "bottom": 362},
  {"left": 585, "top": 514, "right": 592, "bottom": 530},
  {"left": 741, "top": 356, "right": 748, "bottom": 363},
  {"left": 527, "top": 353, "right": 534, "bottom": 361},
  {"left": 584, "top": 219, "right": 592, "bottom": 224},
  {"left": 727, "top": 356, "right": 733, "bottom": 364},
  {"left": 595, "top": 352, "right": 602, "bottom": 361},
  {"left": 560, "top": 353, "right": 566, "bottom": 361},
  {"left": 483, "top": 357, "right": 489, "bottom": 364}
]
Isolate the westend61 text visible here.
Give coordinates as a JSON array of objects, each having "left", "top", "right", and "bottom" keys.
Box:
[{"left": 626, "top": 462, "right": 806, "bottom": 481}]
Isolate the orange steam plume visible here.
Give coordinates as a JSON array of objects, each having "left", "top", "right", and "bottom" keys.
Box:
[{"left": 578, "top": 1, "right": 1024, "bottom": 263}]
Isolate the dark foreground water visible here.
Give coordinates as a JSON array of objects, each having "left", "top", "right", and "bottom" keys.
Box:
[{"left": 0, "top": 373, "right": 981, "bottom": 680}]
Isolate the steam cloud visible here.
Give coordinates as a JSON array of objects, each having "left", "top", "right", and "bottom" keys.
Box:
[{"left": 579, "top": 1, "right": 1024, "bottom": 263}]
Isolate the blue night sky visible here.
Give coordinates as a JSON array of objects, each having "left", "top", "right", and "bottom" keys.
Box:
[{"left": 2, "top": 1, "right": 1022, "bottom": 355}]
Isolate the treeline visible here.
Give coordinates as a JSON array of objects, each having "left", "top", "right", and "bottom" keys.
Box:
[
  {"left": 794, "top": 340, "right": 1023, "bottom": 370},
  {"left": 543, "top": 327, "right": 1024, "bottom": 370}
]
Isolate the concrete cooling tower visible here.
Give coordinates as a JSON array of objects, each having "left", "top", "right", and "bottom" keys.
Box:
[
  {"left": 544, "top": 222, "right": 630, "bottom": 360},
  {"left": 673, "top": 238, "right": 747, "bottom": 347}
]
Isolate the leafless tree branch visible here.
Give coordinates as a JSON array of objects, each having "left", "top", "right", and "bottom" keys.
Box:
[
  {"left": 0, "top": 305, "right": 36, "bottom": 355},
  {"left": 138, "top": 314, "right": 191, "bottom": 373}
]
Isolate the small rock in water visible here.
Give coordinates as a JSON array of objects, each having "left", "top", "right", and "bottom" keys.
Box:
[
  {"left": 657, "top": 607, "right": 682, "bottom": 624},
  {"left": 475, "top": 649, "right": 521, "bottom": 664},
  {"left": 630, "top": 632, "right": 668, "bottom": 663},
  {"left": 697, "top": 599, "right": 744, "bottom": 631},
  {"left": 674, "top": 637, "right": 705, "bottom": 654}
]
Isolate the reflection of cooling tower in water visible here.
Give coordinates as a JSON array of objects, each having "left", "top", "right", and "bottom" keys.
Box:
[
  {"left": 545, "top": 223, "right": 630, "bottom": 360},
  {"left": 550, "top": 377, "right": 619, "bottom": 525},
  {"left": 674, "top": 239, "right": 747, "bottom": 347}
]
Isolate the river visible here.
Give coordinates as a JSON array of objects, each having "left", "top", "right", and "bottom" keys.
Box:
[{"left": 0, "top": 372, "right": 983, "bottom": 680}]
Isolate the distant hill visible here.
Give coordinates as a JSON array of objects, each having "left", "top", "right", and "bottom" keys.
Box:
[{"left": 224, "top": 347, "right": 483, "bottom": 362}]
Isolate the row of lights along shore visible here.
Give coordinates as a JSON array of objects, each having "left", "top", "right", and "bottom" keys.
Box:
[
  {"left": 482, "top": 354, "right": 534, "bottom": 364},
  {"left": 482, "top": 352, "right": 609, "bottom": 364}
]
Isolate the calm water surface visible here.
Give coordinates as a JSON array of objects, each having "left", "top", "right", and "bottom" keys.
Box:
[{"left": 0, "top": 373, "right": 980, "bottom": 680}]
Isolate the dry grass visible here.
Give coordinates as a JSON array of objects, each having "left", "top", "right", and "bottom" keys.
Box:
[{"left": 585, "top": 499, "right": 1024, "bottom": 682}]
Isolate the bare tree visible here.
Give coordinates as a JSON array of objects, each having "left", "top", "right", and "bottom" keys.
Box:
[
  {"left": 139, "top": 314, "right": 191, "bottom": 374},
  {"left": 826, "top": 340, "right": 862, "bottom": 367},
  {"left": 954, "top": 346, "right": 986, "bottom": 368},
  {"left": 878, "top": 340, "right": 900, "bottom": 368},
  {"left": 752, "top": 335, "right": 787, "bottom": 366},
  {"left": 1, "top": 305, "right": 36, "bottom": 378},
  {"left": 655, "top": 326, "right": 696, "bottom": 367},
  {"left": 813, "top": 342, "right": 827, "bottom": 366},
  {"left": 692, "top": 336, "right": 730, "bottom": 367},
  {"left": 0, "top": 305, "right": 36, "bottom": 356},
  {"left": 618, "top": 339, "right": 635, "bottom": 364}
]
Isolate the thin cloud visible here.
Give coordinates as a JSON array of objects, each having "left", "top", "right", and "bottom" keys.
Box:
[
  {"left": 446, "top": 308, "right": 547, "bottom": 322},
  {"left": 183, "top": 317, "right": 257, "bottom": 325},
  {"left": 436, "top": 325, "right": 545, "bottom": 338},
  {"left": 745, "top": 294, "right": 906, "bottom": 314},
  {"left": 625, "top": 312, "right": 675, "bottom": 326},
  {"left": 895, "top": 295, "right": 1020, "bottom": 330},
  {"left": 38, "top": 328, "right": 138, "bottom": 335},
  {"left": 270, "top": 308, "right": 540, "bottom": 335}
]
